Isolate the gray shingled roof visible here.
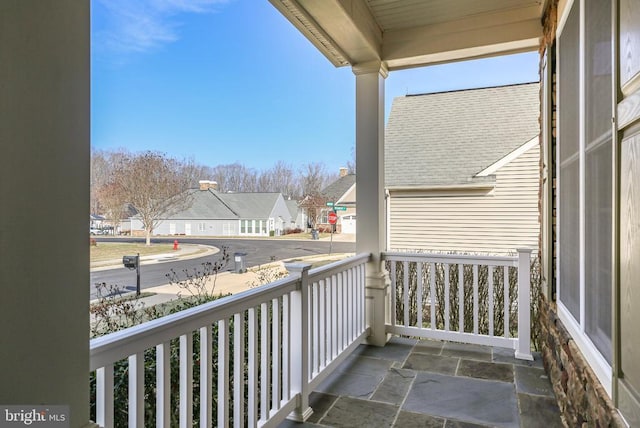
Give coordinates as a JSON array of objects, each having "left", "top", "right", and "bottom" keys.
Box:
[
  {"left": 322, "top": 174, "right": 356, "bottom": 202},
  {"left": 385, "top": 82, "right": 540, "bottom": 188},
  {"left": 285, "top": 199, "right": 299, "bottom": 218},
  {"left": 216, "top": 192, "right": 281, "bottom": 219},
  {"left": 168, "top": 189, "right": 239, "bottom": 220}
]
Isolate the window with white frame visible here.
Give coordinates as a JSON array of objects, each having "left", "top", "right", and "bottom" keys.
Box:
[{"left": 557, "top": 0, "right": 613, "bottom": 382}]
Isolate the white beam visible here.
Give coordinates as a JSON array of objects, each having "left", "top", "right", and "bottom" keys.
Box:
[{"left": 383, "top": 8, "right": 542, "bottom": 69}]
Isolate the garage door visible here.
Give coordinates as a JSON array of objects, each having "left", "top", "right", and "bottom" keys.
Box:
[{"left": 341, "top": 214, "right": 356, "bottom": 234}]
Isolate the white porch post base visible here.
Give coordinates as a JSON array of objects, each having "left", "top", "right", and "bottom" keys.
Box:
[
  {"left": 287, "top": 405, "right": 314, "bottom": 423},
  {"left": 366, "top": 268, "right": 391, "bottom": 346}
]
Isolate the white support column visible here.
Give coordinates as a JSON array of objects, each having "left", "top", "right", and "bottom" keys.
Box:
[
  {"left": 0, "top": 2, "right": 91, "bottom": 427},
  {"left": 353, "top": 61, "right": 390, "bottom": 347}
]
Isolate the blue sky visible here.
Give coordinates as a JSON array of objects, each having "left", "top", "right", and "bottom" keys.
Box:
[{"left": 91, "top": 0, "right": 540, "bottom": 172}]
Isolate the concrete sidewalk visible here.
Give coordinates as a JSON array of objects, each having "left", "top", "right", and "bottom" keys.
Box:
[
  {"left": 90, "top": 243, "right": 219, "bottom": 272},
  {"left": 95, "top": 251, "right": 355, "bottom": 308}
]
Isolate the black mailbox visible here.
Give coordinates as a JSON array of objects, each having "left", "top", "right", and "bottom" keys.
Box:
[{"left": 123, "top": 255, "right": 139, "bottom": 269}]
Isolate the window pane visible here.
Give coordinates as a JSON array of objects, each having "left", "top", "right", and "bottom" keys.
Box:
[
  {"left": 557, "top": 2, "right": 581, "bottom": 320},
  {"left": 559, "top": 160, "right": 580, "bottom": 318},
  {"left": 558, "top": 3, "right": 580, "bottom": 163},
  {"left": 584, "top": 0, "right": 612, "bottom": 363}
]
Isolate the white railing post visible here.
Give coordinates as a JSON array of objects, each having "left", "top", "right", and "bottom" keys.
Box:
[
  {"left": 285, "top": 263, "right": 313, "bottom": 422},
  {"left": 515, "top": 248, "right": 534, "bottom": 360},
  {"left": 96, "top": 365, "right": 113, "bottom": 428}
]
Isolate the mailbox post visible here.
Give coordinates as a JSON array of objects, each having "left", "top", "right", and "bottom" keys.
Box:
[{"left": 123, "top": 253, "right": 141, "bottom": 296}]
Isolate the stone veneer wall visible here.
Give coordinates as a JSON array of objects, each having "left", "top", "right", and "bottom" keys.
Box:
[
  {"left": 538, "top": 1, "right": 625, "bottom": 426},
  {"left": 539, "top": 295, "right": 626, "bottom": 427}
]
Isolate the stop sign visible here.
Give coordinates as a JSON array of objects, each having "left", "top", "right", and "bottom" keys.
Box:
[{"left": 328, "top": 211, "right": 338, "bottom": 224}]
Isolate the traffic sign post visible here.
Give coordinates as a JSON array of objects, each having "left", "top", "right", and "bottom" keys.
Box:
[{"left": 327, "top": 211, "right": 338, "bottom": 255}]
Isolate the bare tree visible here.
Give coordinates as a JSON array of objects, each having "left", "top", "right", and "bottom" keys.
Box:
[
  {"left": 257, "top": 161, "right": 300, "bottom": 198},
  {"left": 109, "top": 151, "right": 194, "bottom": 245},
  {"left": 90, "top": 149, "right": 111, "bottom": 215},
  {"left": 298, "top": 194, "right": 328, "bottom": 230},
  {"left": 210, "top": 163, "right": 257, "bottom": 193},
  {"left": 300, "top": 162, "right": 331, "bottom": 197},
  {"left": 96, "top": 182, "right": 128, "bottom": 234}
]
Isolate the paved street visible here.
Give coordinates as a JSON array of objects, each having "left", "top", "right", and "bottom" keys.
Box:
[{"left": 90, "top": 237, "right": 355, "bottom": 299}]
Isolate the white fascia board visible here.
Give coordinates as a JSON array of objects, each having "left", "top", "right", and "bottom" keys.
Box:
[
  {"left": 386, "top": 182, "right": 495, "bottom": 192},
  {"left": 475, "top": 136, "right": 539, "bottom": 177}
]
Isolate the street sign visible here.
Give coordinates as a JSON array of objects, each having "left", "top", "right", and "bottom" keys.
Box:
[
  {"left": 328, "top": 211, "right": 338, "bottom": 224},
  {"left": 326, "top": 202, "right": 335, "bottom": 206},
  {"left": 333, "top": 206, "right": 347, "bottom": 211}
]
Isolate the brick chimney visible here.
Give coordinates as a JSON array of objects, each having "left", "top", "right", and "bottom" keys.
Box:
[
  {"left": 199, "top": 180, "right": 218, "bottom": 191},
  {"left": 339, "top": 167, "right": 348, "bottom": 177}
]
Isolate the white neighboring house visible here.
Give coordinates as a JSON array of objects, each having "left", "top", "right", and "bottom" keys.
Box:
[
  {"left": 319, "top": 168, "right": 356, "bottom": 233},
  {"left": 285, "top": 199, "right": 305, "bottom": 231},
  {"left": 385, "top": 82, "right": 540, "bottom": 254},
  {"left": 130, "top": 181, "right": 294, "bottom": 237}
]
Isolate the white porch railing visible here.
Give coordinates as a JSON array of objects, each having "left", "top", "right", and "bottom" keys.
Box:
[
  {"left": 90, "top": 253, "right": 370, "bottom": 428},
  {"left": 382, "top": 249, "right": 533, "bottom": 360}
]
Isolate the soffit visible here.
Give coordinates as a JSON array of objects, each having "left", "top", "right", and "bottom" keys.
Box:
[{"left": 269, "top": 0, "right": 545, "bottom": 70}]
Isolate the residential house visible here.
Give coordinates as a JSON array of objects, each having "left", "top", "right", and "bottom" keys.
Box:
[
  {"left": 285, "top": 198, "right": 306, "bottom": 231},
  {"left": 386, "top": 83, "right": 540, "bottom": 254},
  {"left": 130, "top": 180, "right": 295, "bottom": 237},
  {"left": 319, "top": 167, "right": 357, "bottom": 234},
  {"left": 5, "top": 1, "right": 639, "bottom": 427}
]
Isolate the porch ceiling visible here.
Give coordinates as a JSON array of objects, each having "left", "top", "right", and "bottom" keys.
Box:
[{"left": 269, "top": 0, "right": 545, "bottom": 71}]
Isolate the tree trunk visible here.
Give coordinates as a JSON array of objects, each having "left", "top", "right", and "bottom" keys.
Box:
[{"left": 145, "top": 227, "right": 152, "bottom": 246}]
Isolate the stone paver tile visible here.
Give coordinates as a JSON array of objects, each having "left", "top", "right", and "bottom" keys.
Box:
[
  {"left": 517, "top": 393, "right": 563, "bottom": 427},
  {"left": 371, "top": 368, "right": 416, "bottom": 405},
  {"left": 457, "top": 359, "right": 514, "bottom": 383},
  {"left": 315, "top": 370, "right": 383, "bottom": 399},
  {"left": 514, "top": 366, "right": 555, "bottom": 397},
  {"left": 403, "top": 372, "right": 520, "bottom": 428},
  {"left": 321, "top": 397, "right": 399, "bottom": 427},
  {"left": 394, "top": 411, "right": 445, "bottom": 427},
  {"left": 403, "top": 353, "right": 459, "bottom": 375},
  {"left": 413, "top": 339, "right": 444, "bottom": 355},
  {"left": 278, "top": 420, "right": 327, "bottom": 428},
  {"left": 444, "top": 419, "right": 493, "bottom": 428},
  {"left": 355, "top": 337, "right": 417, "bottom": 361},
  {"left": 307, "top": 392, "right": 339, "bottom": 424},
  {"left": 337, "top": 355, "right": 393, "bottom": 377},
  {"left": 441, "top": 342, "right": 492, "bottom": 361},
  {"left": 492, "top": 347, "right": 543, "bottom": 368}
]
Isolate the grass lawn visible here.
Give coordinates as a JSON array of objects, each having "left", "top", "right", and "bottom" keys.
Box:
[
  {"left": 276, "top": 232, "right": 331, "bottom": 240},
  {"left": 90, "top": 242, "right": 175, "bottom": 263}
]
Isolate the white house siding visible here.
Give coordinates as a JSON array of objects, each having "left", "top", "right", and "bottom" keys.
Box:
[
  {"left": 389, "top": 145, "right": 540, "bottom": 254},
  {"left": 269, "top": 195, "right": 297, "bottom": 235},
  {"left": 143, "top": 219, "right": 239, "bottom": 236}
]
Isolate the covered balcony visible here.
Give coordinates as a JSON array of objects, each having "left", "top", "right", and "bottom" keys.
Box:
[
  {"left": 89, "top": 250, "right": 552, "bottom": 427},
  {"left": 5, "top": 0, "right": 636, "bottom": 427}
]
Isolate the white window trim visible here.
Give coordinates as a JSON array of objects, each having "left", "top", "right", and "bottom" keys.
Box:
[
  {"left": 557, "top": 301, "right": 612, "bottom": 396},
  {"left": 555, "top": 0, "right": 613, "bottom": 397}
]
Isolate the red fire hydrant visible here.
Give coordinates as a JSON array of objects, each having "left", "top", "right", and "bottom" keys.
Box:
[{"left": 173, "top": 239, "right": 179, "bottom": 251}]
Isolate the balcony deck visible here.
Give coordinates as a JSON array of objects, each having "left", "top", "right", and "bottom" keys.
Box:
[{"left": 281, "top": 337, "right": 562, "bottom": 428}]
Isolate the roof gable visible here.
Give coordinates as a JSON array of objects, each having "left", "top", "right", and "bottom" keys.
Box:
[
  {"left": 385, "top": 82, "right": 540, "bottom": 188},
  {"left": 322, "top": 174, "right": 356, "bottom": 202},
  {"left": 216, "top": 192, "right": 281, "bottom": 219}
]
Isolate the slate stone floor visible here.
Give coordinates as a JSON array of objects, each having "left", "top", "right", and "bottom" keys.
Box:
[{"left": 279, "top": 337, "right": 563, "bottom": 428}]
